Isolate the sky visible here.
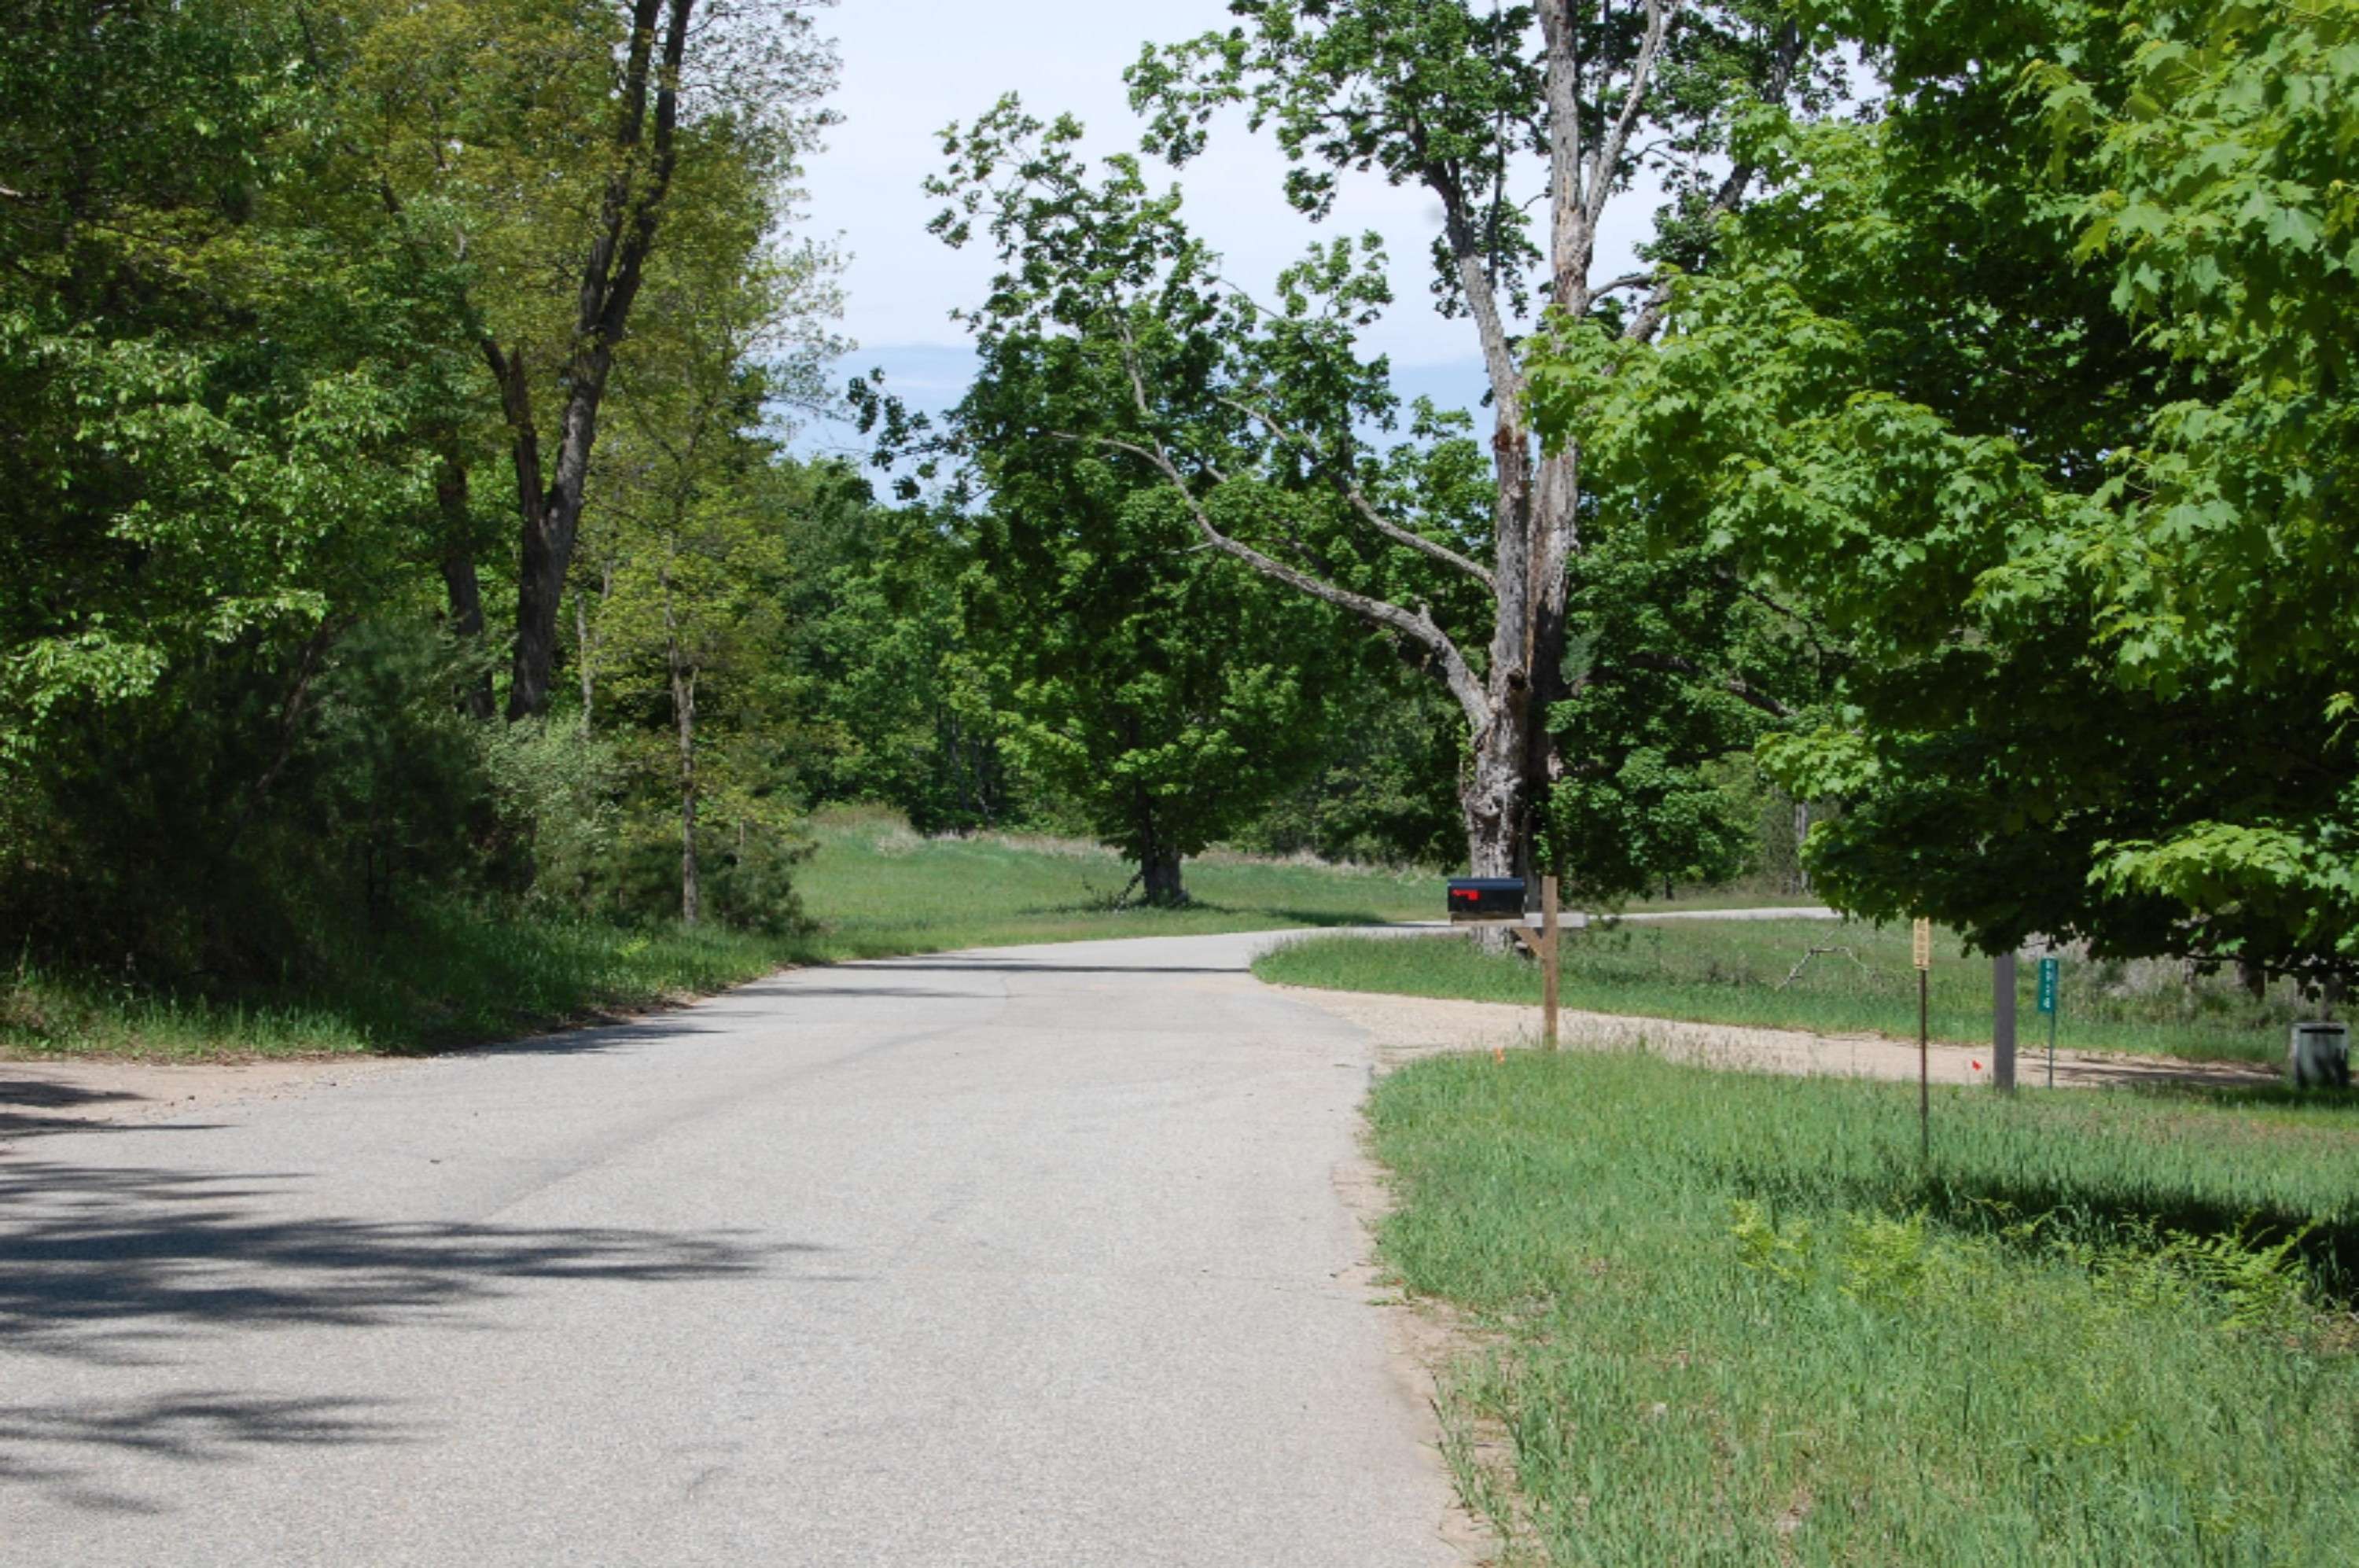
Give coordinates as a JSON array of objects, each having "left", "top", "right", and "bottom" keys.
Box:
[{"left": 792, "top": 0, "right": 1660, "bottom": 461}]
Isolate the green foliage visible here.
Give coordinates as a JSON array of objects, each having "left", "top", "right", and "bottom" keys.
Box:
[
  {"left": 1547, "top": 539, "right": 1816, "bottom": 902},
  {"left": 1536, "top": 0, "right": 2359, "bottom": 982},
  {"left": 1371, "top": 1050, "right": 2359, "bottom": 1562},
  {"left": 778, "top": 488, "right": 1017, "bottom": 834},
  {"left": 1232, "top": 664, "right": 1466, "bottom": 867},
  {"left": 956, "top": 455, "right": 1350, "bottom": 900},
  {"left": 0, "top": 0, "right": 841, "bottom": 1025}
]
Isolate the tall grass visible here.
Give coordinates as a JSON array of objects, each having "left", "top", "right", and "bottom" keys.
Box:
[
  {"left": 1258, "top": 924, "right": 2295, "bottom": 1064},
  {"left": 1371, "top": 1051, "right": 2359, "bottom": 1564},
  {"left": 1, "top": 904, "right": 797, "bottom": 1059}
]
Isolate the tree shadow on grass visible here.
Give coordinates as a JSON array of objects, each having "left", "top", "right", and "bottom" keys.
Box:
[
  {"left": 1003, "top": 897, "right": 1406, "bottom": 929},
  {"left": 853, "top": 960, "right": 1250, "bottom": 976},
  {"left": 2122, "top": 1080, "right": 2359, "bottom": 1114},
  {"left": 1719, "top": 1143, "right": 2359, "bottom": 1307}
]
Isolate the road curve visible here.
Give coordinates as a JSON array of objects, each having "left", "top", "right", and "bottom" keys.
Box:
[{"left": 0, "top": 932, "right": 1466, "bottom": 1567}]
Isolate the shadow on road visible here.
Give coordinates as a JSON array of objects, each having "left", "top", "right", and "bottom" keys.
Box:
[
  {"left": 0, "top": 1158, "right": 805, "bottom": 1504},
  {"left": 852, "top": 961, "right": 1249, "bottom": 977},
  {"left": 0, "top": 1077, "right": 153, "bottom": 1141},
  {"left": 0, "top": 1159, "right": 793, "bottom": 1363},
  {"left": 0, "top": 1391, "right": 411, "bottom": 1511}
]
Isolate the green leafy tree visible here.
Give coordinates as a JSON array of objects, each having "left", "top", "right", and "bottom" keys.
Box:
[
  {"left": 0, "top": 0, "right": 470, "bottom": 970},
  {"left": 317, "top": 0, "right": 839, "bottom": 718},
  {"left": 927, "top": 2, "right": 1840, "bottom": 887},
  {"left": 1548, "top": 538, "right": 1811, "bottom": 904},
  {"left": 778, "top": 486, "right": 1018, "bottom": 834},
  {"left": 955, "top": 381, "right": 1354, "bottom": 902},
  {"left": 1538, "top": 0, "right": 2359, "bottom": 984}
]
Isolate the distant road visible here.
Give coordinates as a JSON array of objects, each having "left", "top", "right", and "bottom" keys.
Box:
[
  {"left": 0, "top": 933, "right": 1466, "bottom": 1567},
  {"left": 1379, "top": 904, "right": 1842, "bottom": 934}
]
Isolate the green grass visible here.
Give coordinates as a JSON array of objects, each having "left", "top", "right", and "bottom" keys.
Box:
[
  {"left": 0, "top": 904, "right": 798, "bottom": 1060},
  {"left": 1, "top": 807, "right": 1437, "bottom": 1060},
  {"left": 1257, "top": 922, "right": 2296, "bottom": 1065},
  {"left": 791, "top": 806, "right": 1434, "bottom": 956},
  {"left": 1371, "top": 1049, "right": 2359, "bottom": 1564}
]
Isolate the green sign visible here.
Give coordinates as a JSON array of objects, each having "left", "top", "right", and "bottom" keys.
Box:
[{"left": 2037, "top": 957, "right": 2059, "bottom": 1015}]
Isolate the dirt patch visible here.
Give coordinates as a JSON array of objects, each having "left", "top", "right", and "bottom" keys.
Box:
[
  {"left": 1282, "top": 985, "right": 2278, "bottom": 1091},
  {"left": 0, "top": 1055, "right": 408, "bottom": 1146}
]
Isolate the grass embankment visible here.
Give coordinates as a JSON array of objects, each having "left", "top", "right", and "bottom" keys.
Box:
[
  {"left": 1374, "top": 1050, "right": 2359, "bottom": 1563},
  {"left": 1259, "top": 922, "right": 2293, "bottom": 1065},
  {"left": 1, "top": 808, "right": 1431, "bottom": 1060},
  {"left": 2, "top": 907, "right": 795, "bottom": 1060}
]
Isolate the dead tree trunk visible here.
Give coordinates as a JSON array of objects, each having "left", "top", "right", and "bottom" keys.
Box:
[{"left": 1068, "top": 2, "right": 1799, "bottom": 896}]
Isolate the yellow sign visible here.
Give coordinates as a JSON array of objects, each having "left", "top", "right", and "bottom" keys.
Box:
[{"left": 1912, "top": 918, "right": 1932, "bottom": 971}]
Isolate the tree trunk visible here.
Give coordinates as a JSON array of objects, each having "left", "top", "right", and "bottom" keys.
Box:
[
  {"left": 1141, "top": 846, "right": 1185, "bottom": 906},
  {"left": 495, "top": 0, "right": 697, "bottom": 721},
  {"left": 1134, "top": 788, "right": 1186, "bottom": 906},
  {"left": 663, "top": 567, "right": 699, "bottom": 927},
  {"left": 509, "top": 489, "right": 576, "bottom": 721},
  {"left": 435, "top": 456, "right": 496, "bottom": 722},
  {"left": 575, "top": 587, "right": 597, "bottom": 736}
]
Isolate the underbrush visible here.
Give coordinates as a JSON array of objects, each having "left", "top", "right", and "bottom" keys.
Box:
[
  {"left": 1371, "top": 1051, "right": 2359, "bottom": 1563},
  {"left": 1259, "top": 926, "right": 2292, "bottom": 1065},
  {"left": 2, "top": 810, "right": 1438, "bottom": 1058},
  {"left": 0, "top": 904, "right": 803, "bottom": 1058}
]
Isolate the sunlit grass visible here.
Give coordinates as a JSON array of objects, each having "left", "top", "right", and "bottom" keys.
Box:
[
  {"left": 1257, "top": 922, "right": 2295, "bottom": 1065},
  {"left": 792, "top": 804, "right": 1436, "bottom": 957},
  {"left": 1374, "top": 1049, "right": 2359, "bottom": 1562}
]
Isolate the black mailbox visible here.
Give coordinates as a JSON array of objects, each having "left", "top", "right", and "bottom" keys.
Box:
[{"left": 1447, "top": 877, "right": 1526, "bottom": 922}]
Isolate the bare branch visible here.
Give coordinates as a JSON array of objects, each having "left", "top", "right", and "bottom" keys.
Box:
[
  {"left": 1052, "top": 432, "right": 1491, "bottom": 731},
  {"left": 1623, "top": 20, "right": 1805, "bottom": 345},
  {"left": 1617, "top": 650, "right": 1795, "bottom": 720},
  {"left": 1411, "top": 121, "right": 1525, "bottom": 407},
  {"left": 1583, "top": 1, "right": 1676, "bottom": 234},
  {"left": 1217, "top": 396, "right": 1496, "bottom": 591}
]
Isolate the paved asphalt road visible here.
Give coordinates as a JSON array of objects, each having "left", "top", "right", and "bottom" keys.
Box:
[{"left": 0, "top": 932, "right": 1465, "bottom": 1566}]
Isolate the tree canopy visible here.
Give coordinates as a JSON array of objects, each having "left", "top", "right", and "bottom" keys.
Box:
[{"left": 1536, "top": 0, "right": 2359, "bottom": 983}]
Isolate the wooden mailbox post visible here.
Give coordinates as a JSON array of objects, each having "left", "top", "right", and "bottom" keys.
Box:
[{"left": 1445, "top": 874, "right": 1562, "bottom": 1050}]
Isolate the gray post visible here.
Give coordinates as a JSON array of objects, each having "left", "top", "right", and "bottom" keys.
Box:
[{"left": 1993, "top": 950, "right": 2018, "bottom": 1093}]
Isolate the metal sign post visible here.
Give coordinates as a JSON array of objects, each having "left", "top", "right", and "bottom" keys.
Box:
[
  {"left": 1913, "top": 918, "right": 1932, "bottom": 1161},
  {"left": 1993, "top": 950, "right": 2019, "bottom": 1094},
  {"left": 2037, "top": 955, "right": 2060, "bottom": 1088}
]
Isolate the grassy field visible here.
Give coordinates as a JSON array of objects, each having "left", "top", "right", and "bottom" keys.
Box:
[
  {"left": 1257, "top": 922, "right": 2297, "bottom": 1065},
  {"left": 0, "top": 808, "right": 1437, "bottom": 1060},
  {"left": 1372, "top": 1049, "right": 2359, "bottom": 1564},
  {"left": 793, "top": 806, "right": 1433, "bottom": 956}
]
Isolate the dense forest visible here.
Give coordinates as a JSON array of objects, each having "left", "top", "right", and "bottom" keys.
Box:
[{"left": 4, "top": 0, "right": 2353, "bottom": 1014}]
